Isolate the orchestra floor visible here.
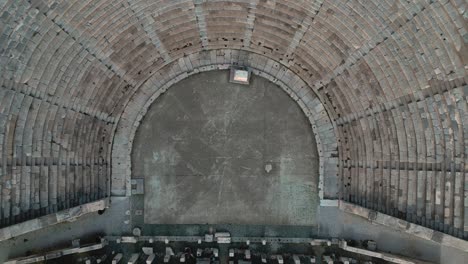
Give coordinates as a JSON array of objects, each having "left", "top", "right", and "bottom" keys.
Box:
[{"left": 132, "top": 71, "right": 320, "bottom": 226}]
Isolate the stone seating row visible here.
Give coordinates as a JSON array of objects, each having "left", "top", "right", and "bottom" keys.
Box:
[{"left": 0, "top": 0, "right": 465, "bottom": 239}]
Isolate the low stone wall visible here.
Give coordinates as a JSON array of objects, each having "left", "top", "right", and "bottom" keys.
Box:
[
  {"left": 338, "top": 240, "right": 427, "bottom": 264},
  {"left": 339, "top": 201, "right": 468, "bottom": 252},
  {"left": 5, "top": 240, "right": 108, "bottom": 264},
  {"left": 0, "top": 199, "right": 108, "bottom": 242}
]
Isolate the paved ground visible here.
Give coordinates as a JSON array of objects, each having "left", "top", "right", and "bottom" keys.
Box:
[
  {"left": 132, "top": 71, "right": 320, "bottom": 225},
  {"left": 1, "top": 198, "right": 467, "bottom": 263}
]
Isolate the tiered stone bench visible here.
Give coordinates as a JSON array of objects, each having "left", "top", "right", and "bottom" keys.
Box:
[{"left": 0, "top": 0, "right": 465, "bottom": 240}]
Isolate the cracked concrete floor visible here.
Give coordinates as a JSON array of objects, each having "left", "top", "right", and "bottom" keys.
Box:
[{"left": 132, "top": 70, "right": 320, "bottom": 225}]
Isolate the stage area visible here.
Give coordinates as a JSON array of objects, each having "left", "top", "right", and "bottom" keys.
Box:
[{"left": 132, "top": 70, "right": 320, "bottom": 225}]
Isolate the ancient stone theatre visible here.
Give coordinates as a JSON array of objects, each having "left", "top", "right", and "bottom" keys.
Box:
[{"left": 0, "top": 0, "right": 466, "bottom": 263}]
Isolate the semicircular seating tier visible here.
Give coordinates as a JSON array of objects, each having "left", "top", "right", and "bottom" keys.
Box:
[{"left": 0, "top": 0, "right": 466, "bottom": 239}]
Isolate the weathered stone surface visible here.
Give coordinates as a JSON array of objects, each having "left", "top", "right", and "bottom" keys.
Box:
[
  {"left": 339, "top": 201, "right": 468, "bottom": 252},
  {"left": 0, "top": 199, "right": 108, "bottom": 241},
  {"left": 0, "top": 0, "right": 466, "bottom": 241},
  {"left": 134, "top": 70, "right": 320, "bottom": 225}
]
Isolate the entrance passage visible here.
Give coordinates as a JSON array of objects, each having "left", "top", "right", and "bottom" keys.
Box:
[{"left": 132, "top": 70, "right": 320, "bottom": 225}]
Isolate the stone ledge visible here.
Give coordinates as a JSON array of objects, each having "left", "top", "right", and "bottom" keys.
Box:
[
  {"left": 339, "top": 201, "right": 468, "bottom": 252},
  {"left": 338, "top": 240, "right": 430, "bottom": 264},
  {"left": 0, "top": 199, "right": 109, "bottom": 242},
  {"left": 5, "top": 239, "right": 108, "bottom": 264},
  {"left": 320, "top": 199, "right": 339, "bottom": 207}
]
